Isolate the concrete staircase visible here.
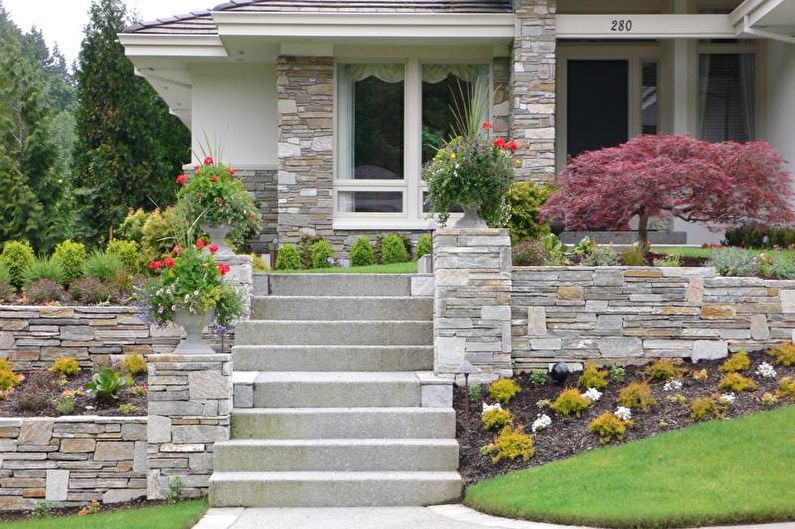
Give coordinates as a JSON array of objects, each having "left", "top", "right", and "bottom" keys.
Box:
[{"left": 209, "top": 274, "right": 462, "bottom": 508}]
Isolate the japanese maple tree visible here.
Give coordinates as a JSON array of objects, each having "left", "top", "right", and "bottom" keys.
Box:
[{"left": 541, "top": 135, "right": 794, "bottom": 245}]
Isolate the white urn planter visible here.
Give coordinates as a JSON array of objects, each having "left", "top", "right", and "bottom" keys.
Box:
[
  {"left": 201, "top": 223, "right": 234, "bottom": 257},
  {"left": 173, "top": 310, "right": 215, "bottom": 355}
]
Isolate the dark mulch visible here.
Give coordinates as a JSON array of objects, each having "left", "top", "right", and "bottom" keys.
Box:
[
  {"left": 456, "top": 351, "right": 794, "bottom": 485},
  {"left": 0, "top": 370, "right": 147, "bottom": 418}
]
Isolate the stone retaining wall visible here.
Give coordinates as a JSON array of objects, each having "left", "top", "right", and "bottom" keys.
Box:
[
  {"left": 511, "top": 266, "right": 795, "bottom": 371},
  {"left": 0, "top": 416, "right": 147, "bottom": 510}
]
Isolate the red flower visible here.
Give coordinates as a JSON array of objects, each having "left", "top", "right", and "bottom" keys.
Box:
[
  {"left": 506, "top": 140, "right": 519, "bottom": 152},
  {"left": 149, "top": 261, "right": 162, "bottom": 271},
  {"left": 217, "top": 263, "right": 231, "bottom": 276},
  {"left": 209, "top": 175, "right": 219, "bottom": 183},
  {"left": 203, "top": 156, "right": 214, "bottom": 166},
  {"left": 493, "top": 137, "right": 506, "bottom": 148},
  {"left": 482, "top": 122, "right": 494, "bottom": 130},
  {"left": 176, "top": 174, "right": 188, "bottom": 186},
  {"left": 196, "top": 239, "right": 206, "bottom": 250},
  {"left": 209, "top": 243, "right": 219, "bottom": 254},
  {"left": 229, "top": 168, "right": 236, "bottom": 175},
  {"left": 163, "top": 257, "right": 175, "bottom": 269}
]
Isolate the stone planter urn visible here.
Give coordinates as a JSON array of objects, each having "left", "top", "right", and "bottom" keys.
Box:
[
  {"left": 173, "top": 310, "right": 215, "bottom": 355},
  {"left": 455, "top": 205, "right": 487, "bottom": 228},
  {"left": 201, "top": 223, "right": 234, "bottom": 257}
]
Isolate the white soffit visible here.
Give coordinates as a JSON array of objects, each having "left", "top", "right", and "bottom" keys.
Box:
[
  {"left": 556, "top": 14, "right": 737, "bottom": 39},
  {"left": 731, "top": 0, "right": 795, "bottom": 43},
  {"left": 118, "top": 34, "right": 229, "bottom": 58}
]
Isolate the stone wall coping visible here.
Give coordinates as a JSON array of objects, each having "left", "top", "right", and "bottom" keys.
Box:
[
  {"left": 0, "top": 416, "right": 147, "bottom": 425},
  {"left": 436, "top": 228, "right": 507, "bottom": 236},
  {"left": 147, "top": 353, "right": 232, "bottom": 363},
  {"left": 0, "top": 304, "right": 140, "bottom": 313}
]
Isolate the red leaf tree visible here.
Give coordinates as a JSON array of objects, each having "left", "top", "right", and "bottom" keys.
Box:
[{"left": 541, "top": 135, "right": 795, "bottom": 245}]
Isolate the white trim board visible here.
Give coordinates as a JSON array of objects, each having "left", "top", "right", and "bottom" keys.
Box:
[{"left": 557, "top": 14, "right": 738, "bottom": 39}]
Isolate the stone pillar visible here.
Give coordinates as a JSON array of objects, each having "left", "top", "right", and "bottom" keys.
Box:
[
  {"left": 511, "top": 0, "right": 557, "bottom": 182},
  {"left": 146, "top": 354, "right": 231, "bottom": 499},
  {"left": 276, "top": 56, "right": 335, "bottom": 245},
  {"left": 433, "top": 228, "right": 513, "bottom": 379},
  {"left": 235, "top": 167, "right": 279, "bottom": 253},
  {"left": 215, "top": 253, "right": 253, "bottom": 320}
]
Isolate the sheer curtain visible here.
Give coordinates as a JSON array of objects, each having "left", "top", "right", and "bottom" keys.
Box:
[{"left": 422, "top": 64, "right": 490, "bottom": 123}]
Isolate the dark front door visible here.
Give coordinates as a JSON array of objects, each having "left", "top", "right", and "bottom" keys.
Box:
[{"left": 567, "top": 59, "right": 629, "bottom": 158}]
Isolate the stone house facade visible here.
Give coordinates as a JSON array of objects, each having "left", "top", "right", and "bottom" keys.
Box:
[{"left": 120, "top": 0, "right": 795, "bottom": 253}]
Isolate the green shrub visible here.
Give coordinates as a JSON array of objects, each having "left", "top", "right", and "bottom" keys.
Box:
[
  {"left": 761, "top": 392, "right": 779, "bottom": 407},
  {"left": 767, "top": 255, "right": 795, "bottom": 279},
  {"left": 23, "top": 258, "right": 66, "bottom": 287},
  {"left": 0, "top": 264, "right": 10, "bottom": 285},
  {"left": 16, "top": 372, "right": 59, "bottom": 413},
  {"left": 621, "top": 245, "right": 647, "bottom": 266},
  {"left": 550, "top": 388, "right": 592, "bottom": 417},
  {"left": 84, "top": 251, "right": 124, "bottom": 281},
  {"left": 0, "top": 359, "right": 22, "bottom": 390},
  {"left": 140, "top": 207, "right": 179, "bottom": 262},
  {"left": 298, "top": 235, "right": 322, "bottom": 268},
  {"left": 119, "top": 404, "right": 140, "bottom": 416},
  {"left": 50, "top": 357, "right": 80, "bottom": 377},
  {"left": 24, "top": 279, "right": 67, "bottom": 304},
  {"left": 505, "top": 181, "right": 554, "bottom": 244},
  {"left": 69, "top": 277, "right": 118, "bottom": 304},
  {"left": 275, "top": 244, "right": 302, "bottom": 270},
  {"left": 529, "top": 370, "right": 546, "bottom": 387},
  {"left": 718, "top": 372, "right": 757, "bottom": 392},
  {"left": 32, "top": 500, "right": 54, "bottom": 520},
  {"left": 488, "top": 378, "right": 521, "bottom": 405},
  {"left": 644, "top": 359, "right": 686, "bottom": 381},
  {"left": 1, "top": 240, "right": 35, "bottom": 289},
  {"left": 251, "top": 253, "right": 269, "bottom": 272},
  {"left": 349, "top": 237, "right": 375, "bottom": 267},
  {"left": 725, "top": 224, "right": 795, "bottom": 249},
  {"left": 512, "top": 240, "right": 549, "bottom": 266},
  {"left": 117, "top": 208, "right": 150, "bottom": 243},
  {"left": 769, "top": 341, "right": 795, "bottom": 366},
  {"left": 617, "top": 382, "right": 657, "bottom": 412},
  {"left": 415, "top": 234, "right": 433, "bottom": 259},
  {"left": 85, "top": 367, "right": 128, "bottom": 401},
  {"left": 609, "top": 366, "right": 626, "bottom": 383},
  {"left": 709, "top": 247, "right": 758, "bottom": 277},
  {"left": 311, "top": 240, "right": 335, "bottom": 268},
  {"left": 776, "top": 377, "right": 795, "bottom": 400},
  {"left": 653, "top": 254, "right": 683, "bottom": 267},
  {"left": 379, "top": 234, "right": 410, "bottom": 264},
  {"left": 481, "top": 425, "right": 534, "bottom": 463},
  {"left": 577, "top": 364, "right": 609, "bottom": 390},
  {"left": 719, "top": 352, "right": 751, "bottom": 373},
  {"left": 482, "top": 407, "right": 512, "bottom": 432},
  {"left": 122, "top": 354, "right": 147, "bottom": 377},
  {"left": 165, "top": 476, "right": 185, "bottom": 504},
  {"left": 588, "top": 412, "right": 631, "bottom": 444},
  {"left": 107, "top": 240, "right": 141, "bottom": 273},
  {"left": 690, "top": 395, "right": 722, "bottom": 421},
  {"left": 581, "top": 246, "right": 619, "bottom": 266},
  {"left": 52, "top": 240, "right": 87, "bottom": 284}
]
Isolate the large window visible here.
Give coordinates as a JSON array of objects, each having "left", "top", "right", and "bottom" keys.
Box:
[
  {"left": 698, "top": 53, "right": 756, "bottom": 142},
  {"left": 335, "top": 60, "right": 490, "bottom": 227}
]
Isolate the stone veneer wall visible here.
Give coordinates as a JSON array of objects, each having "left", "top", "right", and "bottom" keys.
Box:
[
  {"left": 511, "top": 0, "right": 557, "bottom": 182},
  {"left": 511, "top": 266, "right": 795, "bottom": 371},
  {"left": 237, "top": 168, "right": 278, "bottom": 253},
  {"left": 0, "top": 417, "right": 147, "bottom": 510}
]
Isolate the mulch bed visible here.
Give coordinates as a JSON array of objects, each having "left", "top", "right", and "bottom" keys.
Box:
[
  {"left": 455, "top": 351, "right": 794, "bottom": 485},
  {"left": 0, "top": 370, "right": 146, "bottom": 418}
]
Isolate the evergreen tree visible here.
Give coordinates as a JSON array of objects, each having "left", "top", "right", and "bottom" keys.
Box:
[{"left": 73, "top": 0, "right": 190, "bottom": 244}]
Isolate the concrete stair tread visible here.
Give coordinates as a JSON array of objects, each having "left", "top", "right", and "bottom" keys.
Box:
[
  {"left": 210, "top": 471, "right": 462, "bottom": 481},
  {"left": 253, "top": 295, "right": 424, "bottom": 300},
  {"left": 251, "top": 371, "right": 426, "bottom": 384},
  {"left": 217, "top": 439, "right": 458, "bottom": 447},
  {"left": 235, "top": 320, "right": 433, "bottom": 346}
]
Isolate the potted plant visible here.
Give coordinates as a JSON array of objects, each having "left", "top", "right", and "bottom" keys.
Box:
[
  {"left": 424, "top": 84, "right": 516, "bottom": 227},
  {"left": 137, "top": 239, "right": 243, "bottom": 355},
  {"left": 178, "top": 156, "right": 259, "bottom": 256}
]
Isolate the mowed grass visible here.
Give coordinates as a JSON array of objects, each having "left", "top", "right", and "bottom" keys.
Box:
[
  {"left": 465, "top": 406, "right": 795, "bottom": 529},
  {"left": 0, "top": 500, "right": 208, "bottom": 529},
  {"left": 274, "top": 262, "right": 418, "bottom": 274},
  {"left": 655, "top": 246, "right": 795, "bottom": 260}
]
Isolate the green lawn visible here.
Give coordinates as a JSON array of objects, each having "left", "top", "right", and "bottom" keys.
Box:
[
  {"left": 655, "top": 246, "right": 795, "bottom": 260},
  {"left": 465, "top": 406, "right": 795, "bottom": 529},
  {"left": 273, "top": 262, "right": 418, "bottom": 274},
  {"left": 0, "top": 500, "right": 208, "bottom": 529}
]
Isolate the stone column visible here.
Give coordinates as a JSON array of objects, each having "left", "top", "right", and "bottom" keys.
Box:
[
  {"left": 146, "top": 354, "right": 232, "bottom": 499},
  {"left": 511, "top": 0, "right": 557, "bottom": 182},
  {"left": 433, "top": 228, "right": 513, "bottom": 380},
  {"left": 276, "top": 56, "right": 335, "bottom": 245},
  {"left": 215, "top": 253, "right": 253, "bottom": 320}
]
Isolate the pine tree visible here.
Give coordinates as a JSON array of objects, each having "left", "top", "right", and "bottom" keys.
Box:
[{"left": 73, "top": 0, "right": 190, "bottom": 244}]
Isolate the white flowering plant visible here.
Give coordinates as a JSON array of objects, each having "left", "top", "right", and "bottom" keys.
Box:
[
  {"left": 482, "top": 402, "right": 503, "bottom": 415},
  {"left": 719, "top": 393, "right": 736, "bottom": 405},
  {"left": 532, "top": 414, "right": 552, "bottom": 433},
  {"left": 663, "top": 379, "right": 683, "bottom": 392},
  {"left": 756, "top": 362, "right": 777, "bottom": 379},
  {"left": 614, "top": 407, "right": 632, "bottom": 421},
  {"left": 581, "top": 388, "right": 603, "bottom": 402}
]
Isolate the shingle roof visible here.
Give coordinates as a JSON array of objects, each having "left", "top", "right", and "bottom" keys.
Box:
[{"left": 123, "top": 0, "right": 513, "bottom": 34}]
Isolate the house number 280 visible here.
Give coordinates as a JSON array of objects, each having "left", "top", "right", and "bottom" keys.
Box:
[{"left": 610, "top": 19, "right": 633, "bottom": 32}]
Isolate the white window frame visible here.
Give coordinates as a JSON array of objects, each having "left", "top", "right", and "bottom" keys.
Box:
[{"left": 333, "top": 56, "right": 492, "bottom": 230}]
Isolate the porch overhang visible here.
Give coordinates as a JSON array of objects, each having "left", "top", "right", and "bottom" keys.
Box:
[
  {"left": 556, "top": 14, "right": 738, "bottom": 39},
  {"left": 731, "top": 0, "right": 795, "bottom": 44}
]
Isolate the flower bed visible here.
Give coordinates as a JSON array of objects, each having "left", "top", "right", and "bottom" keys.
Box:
[{"left": 456, "top": 347, "right": 795, "bottom": 485}]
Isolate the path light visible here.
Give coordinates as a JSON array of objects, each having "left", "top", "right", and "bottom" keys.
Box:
[
  {"left": 551, "top": 362, "right": 570, "bottom": 386},
  {"left": 456, "top": 360, "right": 478, "bottom": 422}
]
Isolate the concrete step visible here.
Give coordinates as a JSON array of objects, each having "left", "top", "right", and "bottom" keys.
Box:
[
  {"left": 233, "top": 345, "right": 433, "bottom": 372},
  {"left": 235, "top": 320, "right": 433, "bottom": 346},
  {"left": 214, "top": 439, "right": 459, "bottom": 472},
  {"left": 248, "top": 372, "right": 421, "bottom": 408},
  {"left": 254, "top": 274, "right": 412, "bottom": 297},
  {"left": 251, "top": 296, "right": 433, "bottom": 321},
  {"left": 231, "top": 408, "right": 457, "bottom": 440},
  {"left": 208, "top": 471, "right": 463, "bottom": 507}
]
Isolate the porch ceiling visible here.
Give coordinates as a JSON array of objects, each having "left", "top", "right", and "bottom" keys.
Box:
[{"left": 732, "top": 0, "right": 795, "bottom": 43}]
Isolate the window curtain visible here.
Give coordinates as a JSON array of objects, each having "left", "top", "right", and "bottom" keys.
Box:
[
  {"left": 422, "top": 64, "right": 490, "bottom": 123},
  {"left": 739, "top": 54, "right": 755, "bottom": 140},
  {"left": 698, "top": 54, "right": 711, "bottom": 140}
]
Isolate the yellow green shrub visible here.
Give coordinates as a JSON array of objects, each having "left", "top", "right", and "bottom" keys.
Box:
[
  {"left": 690, "top": 396, "right": 723, "bottom": 421},
  {"left": 718, "top": 372, "right": 757, "bottom": 392},
  {"left": 762, "top": 392, "right": 779, "bottom": 407},
  {"left": 617, "top": 382, "right": 657, "bottom": 412},
  {"left": 719, "top": 352, "right": 751, "bottom": 373},
  {"left": 482, "top": 407, "right": 512, "bottom": 432},
  {"left": 50, "top": 357, "right": 80, "bottom": 377},
  {"left": 644, "top": 359, "right": 686, "bottom": 381},
  {"left": 776, "top": 377, "right": 795, "bottom": 400},
  {"left": 488, "top": 378, "right": 521, "bottom": 405},
  {"left": 0, "top": 360, "right": 22, "bottom": 390},
  {"left": 769, "top": 341, "right": 795, "bottom": 367},
  {"left": 550, "top": 388, "right": 592, "bottom": 417},
  {"left": 122, "top": 354, "right": 147, "bottom": 377},
  {"left": 482, "top": 425, "right": 534, "bottom": 463},
  {"left": 588, "top": 412, "right": 632, "bottom": 444},
  {"left": 577, "top": 364, "right": 609, "bottom": 390}
]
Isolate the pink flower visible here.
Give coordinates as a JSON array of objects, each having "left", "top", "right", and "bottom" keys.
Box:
[
  {"left": 217, "top": 263, "right": 231, "bottom": 276},
  {"left": 176, "top": 174, "right": 187, "bottom": 185},
  {"left": 506, "top": 140, "right": 519, "bottom": 152},
  {"left": 196, "top": 239, "right": 206, "bottom": 250},
  {"left": 493, "top": 137, "right": 506, "bottom": 149},
  {"left": 204, "top": 156, "right": 214, "bottom": 166},
  {"left": 482, "top": 122, "right": 493, "bottom": 130},
  {"left": 209, "top": 243, "right": 219, "bottom": 254}
]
